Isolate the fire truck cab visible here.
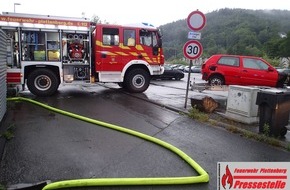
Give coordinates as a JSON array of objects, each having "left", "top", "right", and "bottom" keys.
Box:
[{"left": 0, "top": 12, "right": 164, "bottom": 96}]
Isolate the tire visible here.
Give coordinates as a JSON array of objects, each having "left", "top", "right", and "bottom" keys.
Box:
[
  {"left": 280, "top": 126, "right": 288, "bottom": 137},
  {"left": 124, "top": 68, "right": 150, "bottom": 93},
  {"left": 209, "top": 75, "right": 225, "bottom": 86},
  {"left": 175, "top": 76, "right": 181, "bottom": 80},
  {"left": 117, "top": 82, "right": 128, "bottom": 90},
  {"left": 175, "top": 74, "right": 183, "bottom": 80},
  {"left": 27, "top": 69, "right": 59, "bottom": 97}
]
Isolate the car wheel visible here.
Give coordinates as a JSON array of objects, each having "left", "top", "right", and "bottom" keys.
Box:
[
  {"left": 209, "top": 75, "right": 225, "bottom": 86},
  {"left": 175, "top": 75, "right": 182, "bottom": 80}
]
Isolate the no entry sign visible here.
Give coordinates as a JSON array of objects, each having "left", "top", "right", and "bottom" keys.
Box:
[{"left": 187, "top": 10, "right": 206, "bottom": 31}]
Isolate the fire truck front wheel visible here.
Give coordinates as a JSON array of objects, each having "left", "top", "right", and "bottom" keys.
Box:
[
  {"left": 27, "top": 69, "right": 59, "bottom": 97},
  {"left": 124, "top": 69, "right": 150, "bottom": 93}
]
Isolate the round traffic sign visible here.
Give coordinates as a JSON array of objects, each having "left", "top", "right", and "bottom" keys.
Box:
[
  {"left": 183, "top": 40, "right": 203, "bottom": 60},
  {"left": 187, "top": 10, "right": 206, "bottom": 31}
]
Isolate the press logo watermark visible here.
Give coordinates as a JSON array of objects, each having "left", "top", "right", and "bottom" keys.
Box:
[{"left": 217, "top": 162, "right": 289, "bottom": 190}]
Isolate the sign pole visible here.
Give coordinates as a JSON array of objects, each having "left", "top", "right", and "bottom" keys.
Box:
[
  {"left": 184, "top": 10, "right": 206, "bottom": 109},
  {"left": 184, "top": 59, "right": 193, "bottom": 108},
  {"left": 183, "top": 40, "right": 202, "bottom": 109}
]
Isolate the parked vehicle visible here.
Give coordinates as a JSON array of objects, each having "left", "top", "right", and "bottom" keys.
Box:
[
  {"left": 1, "top": 12, "right": 164, "bottom": 96},
  {"left": 183, "top": 66, "right": 191, "bottom": 73},
  {"left": 191, "top": 66, "right": 201, "bottom": 73},
  {"left": 277, "top": 68, "right": 290, "bottom": 86},
  {"left": 184, "top": 65, "right": 201, "bottom": 73},
  {"left": 176, "top": 65, "right": 186, "bottom": 72},
  {"left": 152, "top": 65, "right": 184, "bottom": 80},
  {"left": 201, "top": 54, "right": 287, "bottom": 87},
  {"left": 277, "top": 68, "right": 290, "bottom": 75}
]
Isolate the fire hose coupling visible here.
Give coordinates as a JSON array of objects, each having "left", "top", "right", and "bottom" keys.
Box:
[{"left": 7, "top": 97, "right": 209, "bottom": 189}]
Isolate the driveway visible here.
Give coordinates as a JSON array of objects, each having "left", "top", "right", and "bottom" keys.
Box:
[{"left": 1, "top": 83, "right": 290, "bottom": 190}]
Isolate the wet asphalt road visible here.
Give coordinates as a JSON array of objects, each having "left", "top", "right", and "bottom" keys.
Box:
[{"left": 1, "top": 81, "right": 290, "bottom": 190}]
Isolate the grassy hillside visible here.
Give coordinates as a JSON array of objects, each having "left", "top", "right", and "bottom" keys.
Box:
[{"left": 160, "top": 8, "right": 290, "bottom": 62}]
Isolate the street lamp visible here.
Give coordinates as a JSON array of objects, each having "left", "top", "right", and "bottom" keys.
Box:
[
  {"left": 81, "top": 12, "right": 86, "bottom": 18},
  {"left": 14, "top": 3, "right": 21, "bottom": 13}
]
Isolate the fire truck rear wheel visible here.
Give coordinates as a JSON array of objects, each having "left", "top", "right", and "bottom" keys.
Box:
[
  {"left": 27, "top": 69, "right": 59, "bottom": 97},
  {"left": 124, "top": 69, "right": 150, "bottom": 93}
]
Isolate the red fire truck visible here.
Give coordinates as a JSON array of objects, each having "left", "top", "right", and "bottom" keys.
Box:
[{"left": 0, "top": 12, "right": 164, "bottom": 96}]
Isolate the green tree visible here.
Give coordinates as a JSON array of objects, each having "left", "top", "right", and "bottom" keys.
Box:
[
  {"left": 91, "top": 15, "right": 108, "bottom": 24},
  {"left": 160, "top": 8, "right": 290, "bottom": 61},
  {"left": 278, "top": 32, "right": 290, "bottom": 57},
  {"left": 265, "top": 38, "right": 282, "bottom": 58},
  {"left": 91, "top": 15, "right": 101, "bottom": 23}
]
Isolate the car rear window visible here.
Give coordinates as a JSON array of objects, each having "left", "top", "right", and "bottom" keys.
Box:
[
  {"left": 243, "top": 58, "right": 269, "bottom": 70},
  {"left": 218, "top": 57, "right": 239, "bottom": 67}
]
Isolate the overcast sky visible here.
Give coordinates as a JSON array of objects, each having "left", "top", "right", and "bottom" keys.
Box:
[{"left": 1, "top": 0, "right": 290, "bottom": 26}]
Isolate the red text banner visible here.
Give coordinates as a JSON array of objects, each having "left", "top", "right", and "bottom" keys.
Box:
[
  {"left": 0, "top": 15, "right": 90, "bottom": 27},
  {"left": 218, "top": 162, "right": 290, "bottom": 190}
]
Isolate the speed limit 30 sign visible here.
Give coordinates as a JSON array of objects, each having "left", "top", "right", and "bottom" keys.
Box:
[{"left": 183, "top": 40, "right": 203, "bottom": 60}]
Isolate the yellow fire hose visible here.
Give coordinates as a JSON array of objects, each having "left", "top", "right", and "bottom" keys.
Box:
[{"left": 7, "top": 97, "right": 209, "bottom": 189}]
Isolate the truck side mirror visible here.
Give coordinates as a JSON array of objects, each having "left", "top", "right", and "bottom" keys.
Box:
[
  {"left": 157, "top": 38, "right": 162, "bottom": 48},
  {"left": 153, "top": 46, "right": 158, "bottom": 55}
]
